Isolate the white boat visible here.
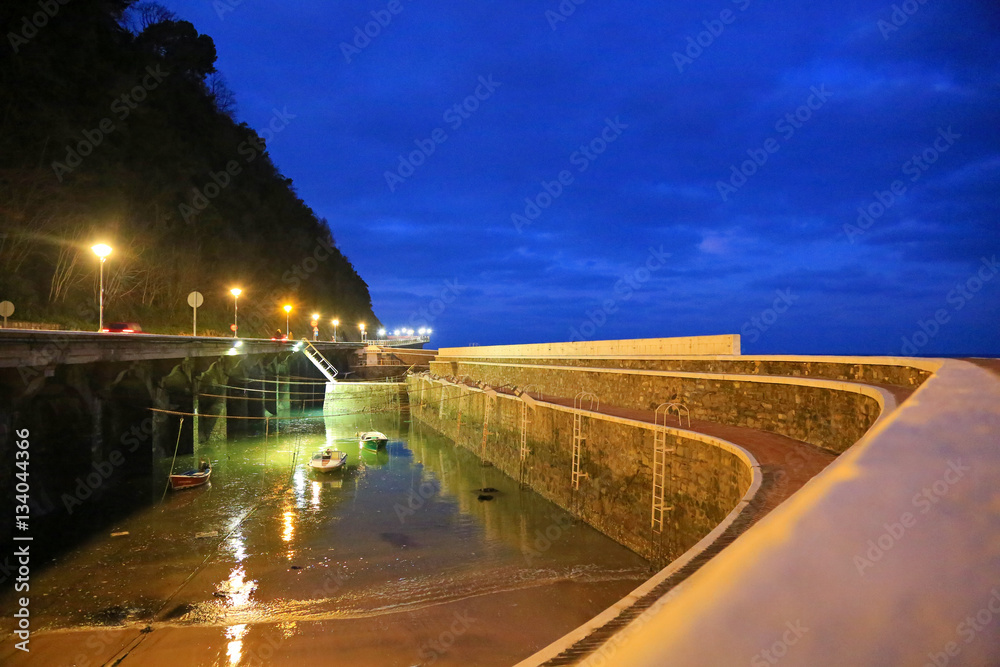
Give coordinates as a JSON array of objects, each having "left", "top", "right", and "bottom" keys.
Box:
[
  {"left": 358, "top": 431, "right": 388, "bottom": 450},
  {"left": 310, "top": 449, "right": 348, "bottom": 472}
]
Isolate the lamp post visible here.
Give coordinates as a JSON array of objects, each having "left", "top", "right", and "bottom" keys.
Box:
[
  {"left": 283, "top": 304, "right": 292, "bottom": 338},
  {"left": 91, "top": 244, "right": 112, "bottom": 331},
  {"left": 311, "top": 313, "right": 320, "bottom": 341},
  {"left": 331, "top": 318, "right": 339, "bottom": 342},
  {"left": 230, "top": 288, "right": 242, "bottom": 338},
  {"left": 359, "top": 322, "right": 366, "bottom": 342}
]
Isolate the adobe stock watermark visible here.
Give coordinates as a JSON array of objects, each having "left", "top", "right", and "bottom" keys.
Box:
[
  {"left": 544, "top": 0, "right": 588, "bottom": 31},
  {"left": 179, "top": 106, "right": 296, "bottom": 223},
  {"left": 233, "top": 235, "right": 341, "bottom": 337},
  {"left": 393, "top": 477, "right": 441, "bottom": 523},
  {"left": 877, "top": 0, "right": 932, "bottom": 40},
  {"left": 844, "top": 126, "right": 960, "bottom": 243},
  {"left": 900, "top": 255, "right": 997, "bottom": 355},
  {"left": 750, "top": 620, "right": 809, "bottom": 666},
  {"left": 51, "top": 65, "right": 170, "bottom": 182},
  {"left": 854, "top": 459, "right": 969, "bottom": 576},
  {"left": 672, "top": 0, "right": 753, "bottom": 73},
  {"left": 923, "top": 588, "right": 1000, "bottom": 667},
  {"left": 7, "top": 0, "right": 72, "bottom": 54},
  {"left": 740, "top": 289, "right": 798, "bottom": 344},
  {"left": 416, "top": 610, "right": 477, "bottom": 665},
  {"left": 213, "top": 0, "right": 248, "bottom": 20},
  {"left": 511, "top": 116, "right": 628, "bottom": 232},
  {"left": 579, "top": 587, "right": 683, "bottom": 666},
  {"left": 384, "top": 75, "right": 502, "bottom": 192},
  {"left": 340, "top": 0, "right": 407, "bottom": 63},
  {"left": 716, "top": 85, "right": 831, "bottom": 202},
  {"left": 405, "top": 278, "right": 466, "bottom": 333},
  {"left": 522, "top": 512, "right": 575, "bottom": 564},
  {"left": 569, "top": 245, "right": 669, "bottom": 342}
]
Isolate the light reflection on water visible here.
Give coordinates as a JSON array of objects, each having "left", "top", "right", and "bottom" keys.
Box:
[{"left": 1, "top": 406, "right": 649, "bottom": 664}]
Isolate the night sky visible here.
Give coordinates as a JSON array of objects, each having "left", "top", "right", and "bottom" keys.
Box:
[{"left": 156, "top": 0, "right": 999, "bottom": 355}]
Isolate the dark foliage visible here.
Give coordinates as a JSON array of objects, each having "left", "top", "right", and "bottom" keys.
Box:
[{"left": 0, "top": 1, "right": 378, "bottom": 337}]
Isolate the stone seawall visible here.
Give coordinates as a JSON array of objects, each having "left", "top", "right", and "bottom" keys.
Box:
[
  {"left": 436, "top": 355, "right": 931, "bottom": 387},
  {"left": 428, "top": 360, "right": 884, "bottom": 454},
  {"left": 407, "top": 377, "right": 756, "bottom": 561}
]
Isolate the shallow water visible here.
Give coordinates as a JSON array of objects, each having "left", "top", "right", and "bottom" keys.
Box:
[{"left": 1, "top": 409, "right": 649, "bottom": 665}]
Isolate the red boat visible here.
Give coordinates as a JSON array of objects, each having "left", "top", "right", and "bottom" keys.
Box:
[{"left": 170, "top": 461, "right": 211, "bottom": 490}]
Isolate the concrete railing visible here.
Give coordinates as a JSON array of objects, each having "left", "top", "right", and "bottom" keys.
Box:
[{"left": 438, "top": 334, "right": 741, "bottom": 358}]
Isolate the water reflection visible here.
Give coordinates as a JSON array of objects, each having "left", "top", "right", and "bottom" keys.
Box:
[
  {"left": 225, "top": 623, "right": 247, "bottom": 665},
  {"left": 0, "top": 406, "right": 649, "bottom": 667}
]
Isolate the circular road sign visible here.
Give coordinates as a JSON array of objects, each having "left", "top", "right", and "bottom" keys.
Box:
[
  {"left": 187, "top": 291, "right": 204, "bottom": 308},
  {"left": 0, "top": 301, "right": 13, "bottom": 318}
]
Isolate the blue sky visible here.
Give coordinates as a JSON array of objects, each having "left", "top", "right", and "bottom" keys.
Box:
[{"left": 157, "top": 0, "right": 999, "bottom": 354}]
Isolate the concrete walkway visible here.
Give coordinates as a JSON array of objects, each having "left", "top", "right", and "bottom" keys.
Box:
[
  {"left": 569, "top": 358, "right": 1000, "bottom": 667},
  {"left": 507, "top": 375, "right": 915, "bottom": 666}
]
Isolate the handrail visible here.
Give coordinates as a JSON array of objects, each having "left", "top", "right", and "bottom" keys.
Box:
[{"left": 656, "top": 401, "right": 690, "bottom": 428}]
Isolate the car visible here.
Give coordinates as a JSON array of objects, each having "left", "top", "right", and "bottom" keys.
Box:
[{"left": 101, "top": 322, "right": 143, "bottom": 333}]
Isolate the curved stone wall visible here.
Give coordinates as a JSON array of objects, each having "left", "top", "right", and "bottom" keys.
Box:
[
  {"left": 519, "top": 358, "right": 1000, "bottom": 666},
  {"left": 407, "top": 377, "right": 759, "bottom": 561},
  {"left": 428, "top": 360, "right": 887, "bottom": 453}
]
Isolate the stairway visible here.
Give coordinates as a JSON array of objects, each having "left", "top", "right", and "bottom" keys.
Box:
[{"left": 300, "top": 340, "right": 339, "bottom": 382}]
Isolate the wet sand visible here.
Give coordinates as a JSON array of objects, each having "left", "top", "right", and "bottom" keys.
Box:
[
  {"left": 4, "top": 579, "right": 643, "bottom": 666},
  {"left": 0, "top": 413, "right": 648, "bottom": 666}
]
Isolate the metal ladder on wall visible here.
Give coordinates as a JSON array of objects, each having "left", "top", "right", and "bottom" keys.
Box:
[
  {"left": 516, "top": 385, "right": 542, "bottom": 486},
  {"left": 651, "top": 403, "right": 679, "bottom": 537},
  {"left": 456, "top": 385, "right": 466, "bottom": 435},
  {"left": 572, "top": 392, "right": 600, "bottom": 490},
  {"left": 299, "top": 340, "right": 339, "bottom": 382},
  {"left": 662, "top": 401, "right": 691, "bottom": 428},
  {"left": 481, "top": 391, "right": 496, "bottom": 463}
]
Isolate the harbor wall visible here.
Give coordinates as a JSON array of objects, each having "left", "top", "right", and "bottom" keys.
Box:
[
  {"left": 406, "top": 376, "right": 756, "bottom": 561},
  {"left": 426, "top": 360, "right": 889, "bottom": 454}
]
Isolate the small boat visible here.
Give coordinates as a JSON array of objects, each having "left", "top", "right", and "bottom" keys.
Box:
[
  {"left": 358, "top": 431, "right": 388, "bottom": 450},
  {"left": 170, "top": 461, "right": 211, "bottom": 490},
  {"left": 310, "top": 449, "right": 348, "bottom": 473}
]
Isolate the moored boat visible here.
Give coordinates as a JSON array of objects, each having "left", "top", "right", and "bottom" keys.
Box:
[
  {"left": 310, "top": 449, "right": 348, "bottom": 472},
  {"left": 358, "top": 431, "right": 388, "bottom": 450},
  {"left": 170, "top": 461, "right": 211, "bottom": 490}
]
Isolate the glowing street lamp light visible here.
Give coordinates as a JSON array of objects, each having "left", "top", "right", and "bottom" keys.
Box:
[
  {"left": 283, "top": 304, "right": 292, "bottom": 338},
  {"left": 359, "top": 322, "right": 366, "bottom": 342},
  {"left": 91, "top": 244, "right": 112, "bottom": 331},
  {"left": 230, "top": 288, "right": 242, "bottom": 338},
  {"left": 331, "top": 318, "right": 339, "bottom": 342},
  {"left": 377, "top": 328, "right": 386, "bottom": 340}
]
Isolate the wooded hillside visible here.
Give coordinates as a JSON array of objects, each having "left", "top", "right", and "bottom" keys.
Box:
[{"left": 0, "top": 1, "right": 378, "bottom": 337}]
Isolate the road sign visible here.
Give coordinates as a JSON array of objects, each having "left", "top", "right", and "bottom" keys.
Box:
[
  {"left": 0, "top": 300, "right": 13, "bottom": 327},
  {"left": 188, "top": 291, "right": 204, "bottom": 336}
]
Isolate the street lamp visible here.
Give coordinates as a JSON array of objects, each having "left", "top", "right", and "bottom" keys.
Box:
[
  {"left": 283, "top": 304, "right": 292, "bottom": 338},
  {"left": 91, "top": 244, "right": 112, "bottom": 331},
  {"left": 331, "top": 318, "right": 339, "bottom": 342},
  {"left": 377, "top": 328, "right": 386, "bottom": 341},
  {"left": 359, "top": 322, "right": 366, "bottom": 342},
  {"left": 230, "top": 288, "right": 242, "bottom": 338},
  {"left": 311, "top": 313, "right": 320, "bottom": 341}
]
